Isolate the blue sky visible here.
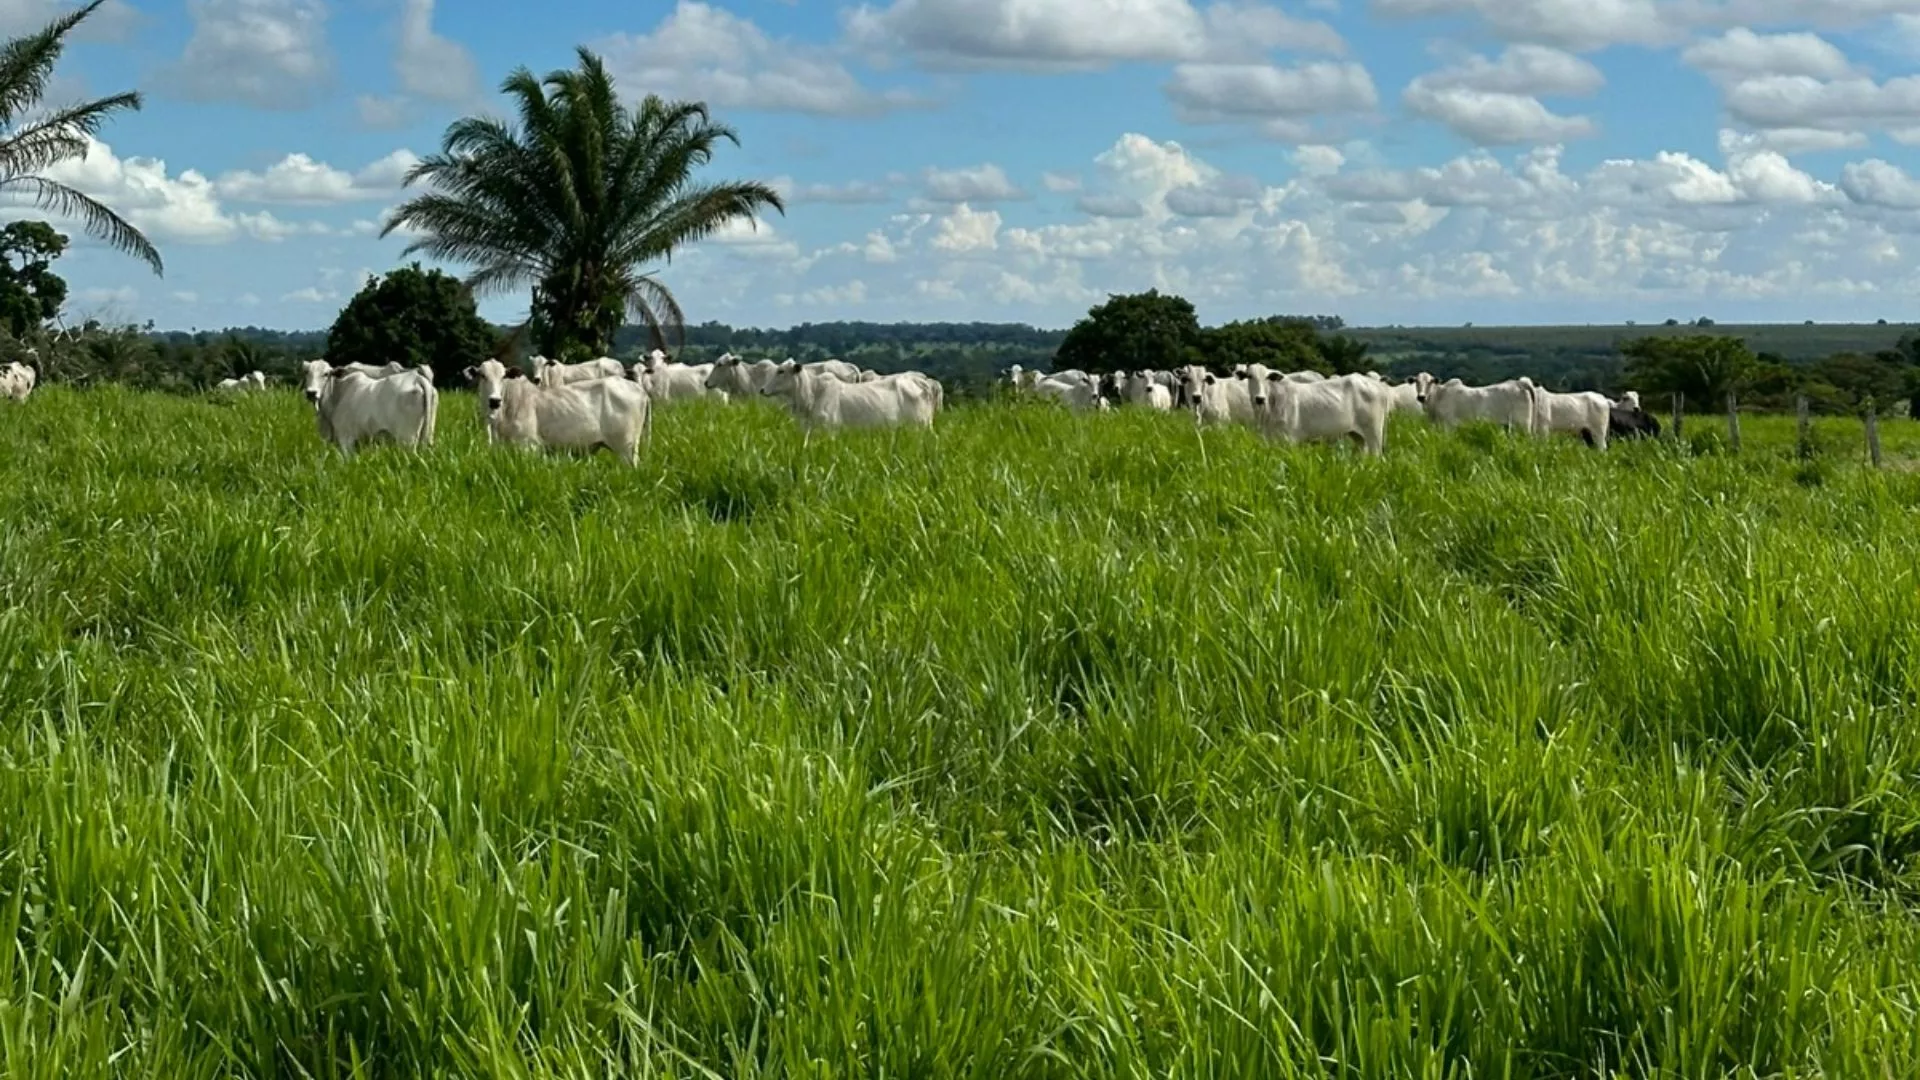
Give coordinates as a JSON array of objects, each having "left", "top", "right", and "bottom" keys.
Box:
[{"left": 15, "top": 0, "right": 1920, "bottom": 331}]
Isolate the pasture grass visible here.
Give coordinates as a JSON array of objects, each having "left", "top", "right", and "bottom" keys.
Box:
[{"left": 4, "top": 386, "right": 1920, "bottom": 1077}]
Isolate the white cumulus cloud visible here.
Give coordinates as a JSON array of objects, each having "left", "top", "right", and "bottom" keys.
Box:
[
  {"left": 160, "top": 0, "right": 331, "bottom": 109},
  {"left": 601, "top": 1, "right": 917, "bottom": 115},
  {"left": 923, "top": 164, "right": 1026, "bottom": 202},
  {"left": 214, "top": 150, "right": 418, "bottom": 204}
]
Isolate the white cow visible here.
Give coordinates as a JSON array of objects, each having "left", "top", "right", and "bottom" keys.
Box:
[
  {"left": 1253, "top": 372, "right": 1395, "bottom": 455},
  {"left": 762, "top": 360, "right": 939, "bottom": 429},
  {"left": 216, "top": 377, "right": 244, "bottom": 392},
  {"left": 313, "top": 365, "right": 438, "bottom": 455},
  {"left": 1385, "top": 373, "right": 1435, "bottom": 416},
  {"left": 1532, "top": 388, "right": 1613, "bottom": 450},
  {"left": 301, "top": 359, "right": 407, "bottom": 404},
  {"left": 860, "top": 370, "right": 947, "bottom": 412},
  {"left": 637, "top": 354, "right": 729, "bottom": 404},
  {"left": 1031, "top": 373, "right": 1104, "bottom": 412},
  {"left": 1122, "top": 370, "right": 1174, "bottom": 411},
  {"left": 1004, "top": 365, "right": 1041, "bottom": 390},
  {"left": 245, "top": 370, "right": 267, "bottom": 389},
  {"left": 1618, "top": 390, "right": 1640, "bottom": 410},
  {"left": 530, "top": 354, "right": 626, "bottom": 387},
  {"left": 1423, "top": 377, "right": 1538, "bottom": 433},
  {"left": 1038, "top": 369, "right": 1096, "bottom": 388},
  {"left": 1176, "top": 366, "right": 1254, "bottom": 426},
  {"left": 798, "top": 357, "right": 864, "bottom": 383},
  {"left": 1, "top": 361, "right": 33, "bottom": 401},
  {"left": 466, "top": 359, "right": 650, "bottom": 465},
  {"left": 1237, "top": 363, "right": 1327, "bottom": 385},
  {"left": 705, "top": 354, "right": 780, "bottom": 397}
]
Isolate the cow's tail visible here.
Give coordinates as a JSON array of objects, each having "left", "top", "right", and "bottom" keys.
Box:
[
  {"left": 415, "top": 367, "right": 438, "bottom": 447},
  {"left": 1520, "top": 376, "right": 1542, "bottom": 435}
]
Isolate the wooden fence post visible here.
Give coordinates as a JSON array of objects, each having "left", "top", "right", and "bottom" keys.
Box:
[
  {"left": 1726, "top": 390, "right": 1740, "bottom": 453},
  {"left": 1672, "top": 392, "right": 1684, "bottom": 440},
  {"left": 1867, "top": 398, "right": 1883, "bottom": 468},
  {"left": 1796, "top": 395, "right": 1812, "bottom": 460}
]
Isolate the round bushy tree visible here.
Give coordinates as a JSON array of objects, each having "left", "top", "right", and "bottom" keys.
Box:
[
  {"left": 325, "top": 264, "right": 499, "bottom": 387},
  {"left": 1054, "top": 289, "right": 1204, "bottom": 375},
  {"left": 0, "top": 221, "right": 69, "bottom": 338}
]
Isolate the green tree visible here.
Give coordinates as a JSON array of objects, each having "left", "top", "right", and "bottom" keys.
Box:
[
  {"left": 1807, "top": 351, "right": 1903, "bottom": 412},
  {"left": 1201, "top": 316, "right": 1325, "bottom": 374},
  {"left": 382, "top": 48, "right": 784, "bottom": 361},
  {"left": 326, "top": 264, "right": 500, "bottom": 387},
  {"left": 1055, "top": 289, "right": 1203, "bottom": 374},
  {"left": 1621, "top": 335, "right": 1755, "bottom": 405},
  {"left": 1316, "top": 332, "right": 1371, "bottom": 375},
  {"left": 0, "top": 1, "right": 161, "bottom": 274},
  {"left": 0, "top": 220, "right": 67, "bottom": 337},
  {"left": 217, "top": 333, "right": 273, "bottom": 381},
  {"left": 1878, "top": 332, "right": 1920, "bottom": 417}
]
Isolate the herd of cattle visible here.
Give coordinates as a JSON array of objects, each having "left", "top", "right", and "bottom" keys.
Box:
[
  {"left": 280, "top": 351, "right": 947, "bottom": 459},
  {"left": 1007, "top": 365, "right": 1661, "bottom": 452},
  {"left": 0, "top": 347, "right": 1669, "bottom": 460}
]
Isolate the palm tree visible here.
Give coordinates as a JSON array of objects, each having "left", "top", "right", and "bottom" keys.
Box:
[
  {"left": 383, "top": 47, "right": 784, "bottom": 360},
  {"left": 0, "top": 0, "right": 161, "bottom": 275}
]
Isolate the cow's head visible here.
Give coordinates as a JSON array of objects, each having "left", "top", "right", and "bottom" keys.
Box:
[
  {"left": 1413, "top": 371, "right": 1436, "bottom": 404},
  {"left": 704, "top": 354, "right": 744, "bottom": 392},
  {"left": 1176, "top": 365, "right": 1206, "bottom": 405},
  {"left": 466, "top": 359, "right": 512, "bottom": 413},
  {"left": 300, "top": 359, "right": 333, "bottom": 404},
  {"left": 762, "top": 360, "right": 802, "bottom": 397},
  {"left": 1237, "top": 367, "right": 1270, "bottom": 408}
]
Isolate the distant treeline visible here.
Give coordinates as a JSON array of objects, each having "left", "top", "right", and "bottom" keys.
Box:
[{"left": 89, "top": 317, "right": 1920, "bottom": 412}]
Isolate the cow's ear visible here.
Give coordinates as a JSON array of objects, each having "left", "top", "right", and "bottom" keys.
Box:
[
  {"left": 461, "top": 367, "right": 476, "bottom": 381},
  {"left": 505, "top": 368, "right": 525, "bottom": 380},
  {"left": 329, "top": 367, "right": 348, "bottom": 378},
  {"left": 1268, "top": 373, "right": 1283, "bottom": 382}
]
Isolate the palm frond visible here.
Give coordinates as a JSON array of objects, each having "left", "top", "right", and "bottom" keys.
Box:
[
  {"left": 623, "top": 273, "right": 685, "bottom": 354},
  {"left": 0, "top": 91, "right": 141, "bottom": 180},
  {"left": 0, "top": 0, "right": 105, "bottom": 127},
  {"left": 4, "top": 175, "right": 160, "bottom": 274},
  {"left": 622, "top": 181, "right": 785, "bottom": 266},
  {"left": 462, "top": 262, "right": 534, "bottom": 299}
]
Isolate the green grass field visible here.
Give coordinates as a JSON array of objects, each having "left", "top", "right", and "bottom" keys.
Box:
[{"left": 4, "top": 387, "right": 1920, "bottom": 1077}]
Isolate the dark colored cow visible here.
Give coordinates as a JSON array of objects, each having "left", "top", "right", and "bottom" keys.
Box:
[{"left": 1607, "top": 403, "right": 1661, "bottom": 441}]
